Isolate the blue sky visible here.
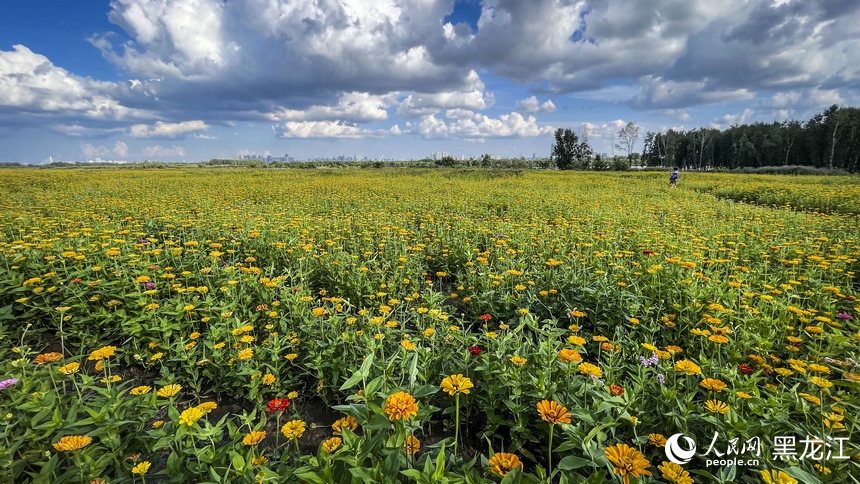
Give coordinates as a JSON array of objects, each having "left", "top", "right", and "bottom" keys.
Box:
[{"left": 1, "top": 0, "right": 858, "bottom": 163}]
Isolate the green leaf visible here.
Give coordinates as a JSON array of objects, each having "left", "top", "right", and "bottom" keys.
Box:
[
  {"left": 783, "top": 467, "right": 821, "bottom": 484},
  {"left": 557, "top": 456, "right": 594, "bottom": 470},
  {"left": 413, "top": 384, "right": 440, "bottom": 399},
  {"left": 230, "top": 451, "right": 245, "bottom": 472}
]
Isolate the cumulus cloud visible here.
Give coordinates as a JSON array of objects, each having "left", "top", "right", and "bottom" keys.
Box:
[
  {"left": 630, "top": 76, "right": 754, "bottom": 110},
  {"left": 397, "top": 71, "right": 493, "bottom": 118},
  {"left": 3, "top": 0, "right": 860, "bottom": 141},
  {"left": 273, "top": 121, "right": 390, "bottom": 139},
  {"left": 270, "top": 92, "right": 399, "bottom": 123},
  {"left": 128, "top": 120, "right": 208, "bottom": 139},
  {"left": 710, "top": 108, "right": 755, "bottom": 129},
  {"left": 113, "top": 141, "right": 129, "bottom": 157},
  {"left": 515, "top": 96, "right": 556, "bottom": 113},
  {"left": 142, "top": 145, "right": 186, "bottom": 157},
  {"left": 0, "top": 45, "right": 151, "bottom": 123},
  {"left": 81, "top": 143, "right": 109, "bottom": 158},
  {"left": 415, "top": 112, "right": 554, "bottom": 139}
]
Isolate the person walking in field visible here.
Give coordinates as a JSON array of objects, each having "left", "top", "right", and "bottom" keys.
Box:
[{"left": 669, "top": 168, "right": 679, "bottom": 188}]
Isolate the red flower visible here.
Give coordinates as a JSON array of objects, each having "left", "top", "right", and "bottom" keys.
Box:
[
  {"left": 69, "top": 278, "right": 82, "bottom": 284},
  {"left": 478, "top": 314, "right": 492, "bottom": 322},
  {"left": 738, "top": 364, "right": 753, "bottom": 375},
  {"left": 266, "top": 397, "right": 290, "bottom": 412},
  {"left": 468, "top": 346, "right": 482, "bottom": 356},
  {"left": 642, "top": 250, "right": 656, "bottom": 256},
  {"left": 609, "top": 384, "right": 624, "bottom": 397}
]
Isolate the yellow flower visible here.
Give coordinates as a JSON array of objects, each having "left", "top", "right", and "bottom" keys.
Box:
[
  {"left": 243, "top": 431, "right": 266, "bottom": 446},
  {"left": 736, "top": 391, "right": 753, "bottom": 399},
  {"left": 262, "top": 373, "right": 276, "bottom": 385},
  {"left": 285, "top": 353, "right": 298, "bottom": 361},
  {"left": 150, "top": 352, "right": 164, "bottom": 361},
  {"left": 88, "top": 345, "right": 117, "bottom": 361},
  {"left": 131, "top": 461, "right": 151, "bottom": 475},
  {"left": 312, "top": 307, "right": 329, "bottom": 317},
  {"left": 238, "top": 348, "right": 253, "bottom": 360},
  {"left": 558, "top": 349, "right": 582, "bottom": 363},
  {"left": 700, "top": 378, "right": 727, "bottom": 392},
  {"left": 810, "top": 377, "right": 833, "bottom": 389},
  {"left": 488, "top": 452, "right": 522, "bottom": 476},
  {"left": 808, "top": 364, "right": 830, "bottom": 374},
  {"left": 157, "top": 384, "right": 181, "bottom": 398},
  {"left": 706, "top": 400, "right": 729, "bottom": 414},
  {"left": 510, "top": 356, "right": 527, "bottom": 367},
  {"left": 578, "top": 362, "right": 603, "bottom": 378},
  {"left": 197, "top": 402, "right": 218, "bottom": 414},
  {"left": 100, "top": 375, "right": 122, "bottom": 384},
  {"left": 384, "top": 391, "right": 419, "bottom": 420},
  {"left": 405, "top": 435, "right": 421, "bottom": 455},
  {"left": 152, "top": 420, "right": 164, "bottom": 428},
  {"left": 649, "top": 434, "right": 667, "bottom": 447},
  {"left": 332, "top": 416, "right": 358, "bottom": 435},
  {"left": 401, "top": 340, "right": 417, "bottom": 351},
  {"left": 605, "top": 443, "right": 651, "bottom": 484},
  {"left": 281, "top": 419, "right": 306, "bottom": 439},
  {"left": 288, "top": 391, "right": 299, "bottom": 399},
  {"left": 440, "top": 374, "right": 474, "bottom": 395},
  {"left": 674, "top": 360, "right": 702, "bottom": 375},
  {"left": 658, "top": 461, "right": 693, "bottom": 484},
  {"left": 59, "top": 362, "right": 80, "bottom": 375},
  {"left": 95, "top": 360, "right": 105, "bottom": 372},
  {"left": 708, "top": 334, "right": 729, "bottom": 344},
  {"left": 760, "top": 469, "right": 798, "bottom": 484},
  {"left": 536, "top": 400, "right": 571, "bottom": 424},
  {"left": 178, "top": 406, "right": 205, "bottom": 426},
  {"left": 322, "top": 437, "right": 342, "bottom": 453},
  {"left": 799, "top": 392, "right": 822, "bottom": 405},
  {"left": 252, "top": 456, "right": 269, "bottom": 466},
  {"left": 53, "top": 435, "right": 93, "bottom": 451}
]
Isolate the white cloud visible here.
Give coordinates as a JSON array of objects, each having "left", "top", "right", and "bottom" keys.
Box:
[
  {"left": 710, "top": 108, "right": 755, "bottom": 129},
  {"left": 0, "top": 45, "right": 150, "bottom": 122},
  {"left": 397, "top": 71, "right": 493, "bottom": 118},
  {"left": 416, "top": 112, "right": 554, "bottom": 139},
  {"left": 445, "top": 109, "right": 476, "bottom": 119},
  {"left": 142, "top": 145, "right": 186, "bottom": 158},
  {"left": 515, "top": 96, "right": 556, "bottom": 113},
  {"left": 631, "top": 76, "right": 754, "bottom": 110},
  {"left": 113, "top": 141, "right": 129, "bottom": 157},
  {"left": 273, "top": 121, "right": 389, "bottom": 139},
  {"left": 81, "top": 143, "right": 109, "bottom": 158},
  {"left": 270, "top": 92, "right": 398, "bottom": 123},
  {"left": 129, "top": 120, "right": 208, "bottom": 139}
]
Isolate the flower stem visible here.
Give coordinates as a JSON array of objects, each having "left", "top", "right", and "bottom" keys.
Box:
[
  {"left": 548, "top": 423, "right": 554, "bottom": 471},
  {"left": 454, "top": 394, "right": 460, "bottom": 458}
]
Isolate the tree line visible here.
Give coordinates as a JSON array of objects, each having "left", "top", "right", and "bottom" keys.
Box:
[
  {"left": 552, "top": 105, "right": 860, "bottom": 173},
  {"left": 641, "top": 105, "right": 860, "bottom": 172}
]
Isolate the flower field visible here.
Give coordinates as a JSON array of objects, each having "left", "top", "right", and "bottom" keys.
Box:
[{"left": 0, "top": 168, "right": 858, "bottom": 483}]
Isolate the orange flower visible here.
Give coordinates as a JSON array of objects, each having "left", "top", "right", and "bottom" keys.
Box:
[
  {"left": 605, "top": 443, "right": 651, "bottom": 484},
  {"left": 243, "top": 431, "right": 266, "bottom": 446},
  {"left": 558, "top": 349, "right": 582, "bottom": 363},
  {"left": 536, "top": 400, "right": 571, "bottom": 425},
  {"left": 384, "top": 391, "right": 418, "bottom": 420},
  {"left": 53, "top": 435, "right": 93, "bottom": 451},
  {"left": 34, "top": 352, "right": 64, "bottom": 364},
  {"left": 488, "top": 452, "right": 522, "bottom": 476}
]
